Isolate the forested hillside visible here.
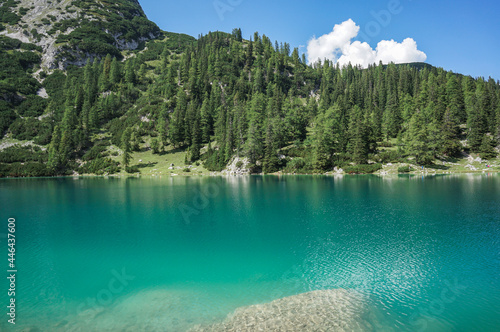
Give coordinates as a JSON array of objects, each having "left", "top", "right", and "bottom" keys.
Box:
[{"left": 0, "top": 26, "right": 499, "bottom": 177}]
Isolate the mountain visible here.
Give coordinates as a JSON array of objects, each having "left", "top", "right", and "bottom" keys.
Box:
[
  {"left": 0, "top": 3, "right": 499, "bottom": 177},
  {"left": 0, "top": 0, "right": 160, "bottom": 69}
]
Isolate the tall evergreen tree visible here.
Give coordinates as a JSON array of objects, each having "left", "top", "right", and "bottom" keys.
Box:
[
  {"left": 121, "top": 128, "right": 133, "bottom": 166},
  {"left": 440, "top": 108, "right": 462, "bottom": 157},
  {"left": 262, "top": 121, "right": 280, "bottom": 173},
  {"left": 190, "top": 116, "right": 202, "bottom": 162},
  {"left": 406, "top": 110, "right": 434, "bottom": 165}
]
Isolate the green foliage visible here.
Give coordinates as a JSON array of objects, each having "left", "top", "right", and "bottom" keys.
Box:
[
  {"left": 1, "top": 16, "right": 499, "bottom": 177},
  {"left": 79, "top": 157, "right": 119, "bottom": 175},
  {"left": 82, "top": 144, "right": 109, "bottom": 161},
  {"left": 344, "top": 164, "right": 382, "bottom": 174},
  {"left": 0, "top": 162, "right": 52, "bottom": 178},
  {"left": 398, "top": 166, "right": 415, "bottom": 173},
  {"left": 404, "top": 110, "right": 436, "bottom": 165},
  {"left": 0, "top": 43, "right": 41, "bottom": 96},
  {"left": 151, "top": 137, "right": 160, "bottom": 154},
  {"left": 283, "top": 157, "right": 307, "bottom": 173},
  {"left": 57, "top": 25, "right": 122, "bottom": 59},
  {"left": 58, "top": 0, "right": 160, "bottom": 49},
  {"left": 125, "top": 165, "right": 139, "bottom": 173},
  {"left": 203, "top": 147, "right": 226, "bottom": 172},
  {"left": 121, "top": 127, "right": 133, "bottom": 166},
  {"left": 17, "top": 95, "right": 48, "bottom": 117},
  {"left": 0, "top": 0, "right": 21, "bottom": 25},
  {"left": 0, "top": 101, "right": 17, "bottom": 135},
  {"left": 9, "top": 118, "right": 52, "bottom": 141},
  {"left": 0, "top": 37, "right": 42, "bottom": 136},
  {"left": 0, "top": 145, "right": 48, "bottom": 163},
  {"left": 376, "top": 150, "right": 405, "bottom": 163},
  {"left": 479, "top": 136, "right": 497, "bottom": 159}
]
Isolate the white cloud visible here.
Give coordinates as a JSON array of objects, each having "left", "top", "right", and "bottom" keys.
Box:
[{"left": 307, "top": 19, "right": 427, "bottom": 68}]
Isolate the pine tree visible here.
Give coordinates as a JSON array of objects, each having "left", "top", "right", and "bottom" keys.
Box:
[
  {"left": 446, "top": 73, "right": 465, "bottom": 123},
  {"left": 48, "top": 125, "right": 62, "bottom": 172},
  {"left": 479, "top": 136, "right": 497, "bottom": 160},
  {"left": 232, "top": 28, "right": 242, "bottom": 42},
  {"left": 110, "top": 57, "right": 122, "bottom": 85},
  {"left": 130, "top": 131, "right": 140, "bottom": 152},
  {"left": 121, "top": 128, "right": 133, "bottom": 166},
  {"left": 124, "top": 59, "right": 136, "bottom": 84},
  {"left": 313, "top": 104, "right": 341, "bottom": 171},
  {"left": 495, "top": 101, "right": 500, "bottom": 145},
  {"left": 350, "top": 106, "right": 369, "bottom": 164},
  {"left": 190, "top": 116, "right": 202, "bottom": 162},
  {"left": 262, "top": 121, "right": 280, "bottom": 173},
  {"left": 245, "top": 93, "right": 266, "bottom": 163},
  {"left": 467, "top": 96, "right": 486, "bottom": 152},
  {"left": 161, "top": 45, "right": 170, "bottom": 69},
  {"left": 406, "top": 110, "right": 434, "bottom": 165},
  {"left": 169, "top": 88, "right": 187, "bottom": 147},
  {"left": 157, "top": 110, "right": 168, "bottom": 148},
  {"left": 151, "top": 138, "right": 160, "bottom": 154},
  {"left": 199, "top": 99, "right": 212, "bottom": 143},
  {"left": 440, "top": 108, "right": 462, "bottom": 157},
  {"left": 58, "top": 129, "right": 72, "bottom": 167},
  {"left": 382, "top": 89, "right": 401, "bottom": 139}
]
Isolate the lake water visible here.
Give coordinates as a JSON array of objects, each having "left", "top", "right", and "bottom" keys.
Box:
[{"left": 0, "top": 174, "right": 499, "bottom": 331}]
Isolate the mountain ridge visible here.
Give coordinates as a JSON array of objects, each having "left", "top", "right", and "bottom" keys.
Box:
[{"left": 0, "top": 0, "right": 160, "bottom": 70}]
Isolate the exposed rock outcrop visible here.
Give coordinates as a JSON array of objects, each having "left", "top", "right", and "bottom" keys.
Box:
[
  {"left": 222, "top": 156, "right": 251, "bottom": 175},
  {"left": 0, "top": 0, "right": 160, "bottom": 69}
]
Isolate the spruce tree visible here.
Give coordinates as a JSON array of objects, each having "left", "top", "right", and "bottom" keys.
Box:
[
  {"left": 48, "top": 125, "right": 62, "bottom": 172},
  {"left": 190, "top": 117, "right": 202, "bottom": 162},
  {"left": 157, "top": 111, "right": 168, "bottom": 148},
  {"left": 121, "top": 128, "right": 133, "bottom": 167},
  {"left": 124, "top": 59, "right": 136, "bottom": 84},
  {"left": 151, "top": 138, "right": 160, "bottom": 154},
  {"left": 313, "top": 105, "right": 341, "bottom": 171},
  {"left": 479, "top": 136, "right": 497, "bottom": 159},
  {"left": 169, "top": 88, "right": 187, "bottom": 147},
  {"left": 262, "top": 122, "right": 279, "bottom": 173},
  {"left": 467, "top": 98, "right": 486, "bottom": 152},
  {"left": 110, "top": 57, "right": 122, "bottom": 85},
  {"left": 406, "top": 110, "right": 434, "bottom": 165},
  {"left": 246, "top": 93, "right": 266, "bottom": 163},
  {"left": 440, "top": 108, "right": 462, "bottom": 157}
]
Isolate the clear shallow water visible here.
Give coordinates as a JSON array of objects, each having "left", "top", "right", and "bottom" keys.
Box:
[{"left": 0, "top": 174, "right": 499, "bottom": 331}]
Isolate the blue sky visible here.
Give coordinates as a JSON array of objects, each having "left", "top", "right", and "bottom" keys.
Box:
[{"left": 139, "top": 0, "right": 500, "bottom": 80}]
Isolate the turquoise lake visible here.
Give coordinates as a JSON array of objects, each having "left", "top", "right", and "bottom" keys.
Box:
[{"left": 0, "top": 174, "right": 499, "bottom": 331}]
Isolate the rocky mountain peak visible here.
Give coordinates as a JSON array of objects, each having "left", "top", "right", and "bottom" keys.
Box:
[{"left": 0, "top": 0, "right": 160, "bottom": 69}]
